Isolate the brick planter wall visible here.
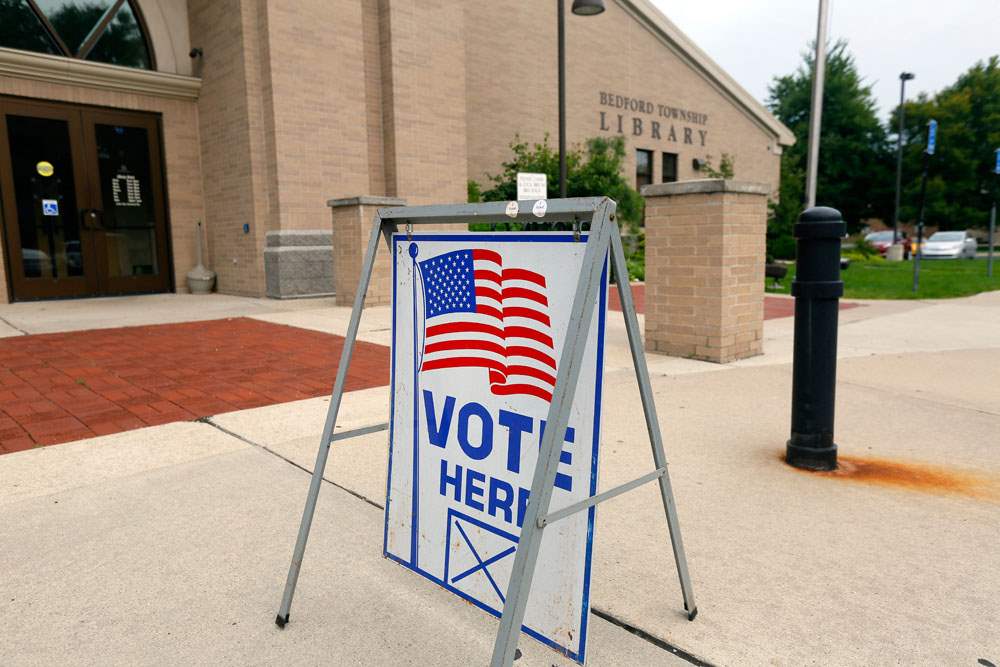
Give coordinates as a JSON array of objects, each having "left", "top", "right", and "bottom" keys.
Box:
[{"left": 641, "top": 179, "right": 770, "bottom": 363}]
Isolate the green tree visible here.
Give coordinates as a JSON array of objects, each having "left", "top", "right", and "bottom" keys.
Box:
[
  {"left": 473, "top": 135, "right": 643, "bottom": 226},
  {"left": 469, "top": 134, "right": 645, "bottom": 278},
  {"left": 767, "top": 40, "right": 893, "bottom": 257},
  {"left": 893, "top": 56, "right": 1000, "bottom": 230},
  {"left": 698, "top": 153, "right": 736, "bottom": 179}
]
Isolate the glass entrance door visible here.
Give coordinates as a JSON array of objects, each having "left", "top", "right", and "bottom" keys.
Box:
[{"left": 0, "top": 98, "right": 170, "bottom": 300}]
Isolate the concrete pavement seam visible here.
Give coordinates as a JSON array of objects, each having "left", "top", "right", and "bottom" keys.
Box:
[
  {"left": 0, "top": 314, "right": 29, "bottom": 335},
  {"left": 590, "top": 607, "right": 716, "bottom": 666},
  {"left": 198, "top": 417, "right": 385, "bottom": 510},
  {"left": 199, "top": 418, "right": 715, "bottom": 665},
  {"left": 839, "top": 379, "right": 1000, "bottom": 418}
]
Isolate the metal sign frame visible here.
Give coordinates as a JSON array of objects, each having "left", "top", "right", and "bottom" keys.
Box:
[{"left": 274, "top": 197, "right": 696, "bottom": 666}]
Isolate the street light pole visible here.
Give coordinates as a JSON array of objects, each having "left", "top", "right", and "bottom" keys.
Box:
[
  {"left": 912, "top": 119, "right": 937, "bottom": 293},
  {"left": 892, "top": 72, "right": 915, "bottom": 245},
  {"left": 990, "top": 147, "right": 999, "bottom": 278},
  {"left": 558, "top": 0, "right": 567, "bottom": 198},
  {"left": 804, "top": 0, "right": 830, "bottom": 208},
  {"left": 558, "top": 0, "right": 604, "bottom": 199}
]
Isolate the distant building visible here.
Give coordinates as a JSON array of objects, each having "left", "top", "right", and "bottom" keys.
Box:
[{"left": 0, "top": 0, "right": 793, "bottom": 303}]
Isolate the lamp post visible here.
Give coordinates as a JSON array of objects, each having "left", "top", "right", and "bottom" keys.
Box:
[
  {"left": 912, "top": 119, "right": 937, "bottom": 293},
  {"left": 892, "top": 72, "right": 915, "bottom": 245},
  {"left": 804, "top": 0, "right": 830, "bottom": 208},
  {"left": 990, "top": 147, "right": 999, "bottom": 278},
  {"left": 558, "top": 0, "right": 605, "bottom": 198}
]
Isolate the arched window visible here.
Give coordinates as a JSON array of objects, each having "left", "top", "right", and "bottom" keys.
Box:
[{"left": 0, "top": 0, "right": 154, "bottom": 70}]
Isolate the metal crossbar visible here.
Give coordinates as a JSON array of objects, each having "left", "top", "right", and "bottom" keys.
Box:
[
  {"left": 537, "top": 467, "right": 666, "bottom": 529},
  {"left": 330, "top": 422, "right": 389, "bottom": 443},
  {"left": 375, "top": 198, "right": 603, "bottom": 225}
]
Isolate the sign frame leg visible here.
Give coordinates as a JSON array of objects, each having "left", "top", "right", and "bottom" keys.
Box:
[
  {"left": 275, "top": 216, "right": 389, "bottom": 627},
  {"left": 609, "top": 224, "right": 697, "bottom": 620},
  {"left": 489, "top": 200, "right": 617, "bottom": 667}
]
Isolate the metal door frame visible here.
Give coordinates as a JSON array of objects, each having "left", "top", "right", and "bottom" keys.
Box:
[{"left": 0, "top": 95, "right": 172, "bottom": 301}]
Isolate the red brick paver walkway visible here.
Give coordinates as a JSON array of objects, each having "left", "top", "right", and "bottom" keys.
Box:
[
  {"left": 0, "top": 318, "right": 389, "bottom": 455},
  {"left": 608, "top": 284, "right": 859, "bottom": 319}
]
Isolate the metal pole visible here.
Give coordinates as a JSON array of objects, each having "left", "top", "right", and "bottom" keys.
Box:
[
  {"left": 892, "top": 76, "right": 910, "bottom": 244},
  {"left": 609, "top": 225, "right": 697, "bottom": 618},
  {"left": 275, "top": 217, "right": 385, "bottom": 627},
  {"left": 490, "top": 201, "right": 616, "bottom": 667},
  {"left": 912, "top": 150, "right": 930, "bottom": 293},
  {"left": 989, "top": 200, "right": 995, "bottom": 279},
  {"left": 558, "top": 0, "right": 568, "bottom": 199},
  {"left": 786, "top": 206, "right": 845, "bottom": 471},
  {"left": 804, "top": 0, "right": 829, "bottom": 208},
  {"left": 992, "top": 149, "right": 999, "bottom": 279}
]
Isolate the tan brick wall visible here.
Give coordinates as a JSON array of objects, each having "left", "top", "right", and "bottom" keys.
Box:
[
  {"left": 262, "top": 1, "right": 373, "bottom": 226},
  {"left": 377, "top": 0, "right": 468, "bottom": 205},
  {"left": 643, "top": 180, "right": 768, "bottom": 363},
  {"left": 188, "top": 0, "right": 268, "bottom": 297},
  {"left": 330, "top": 200, "right": 398, "bottom": 307},
  {"left": 3, "top": 0, "right": 788, "bottom": 303},
  {"left": 0, "top": 81, "right": 204, "bottom": 304},
  {"left": 464, "top": 1, "right": 782, "bottom": 195}
]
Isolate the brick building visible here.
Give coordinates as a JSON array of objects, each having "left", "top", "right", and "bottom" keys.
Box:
[{"left": 0, "top": 0, "right": 793, "bottom": 303}]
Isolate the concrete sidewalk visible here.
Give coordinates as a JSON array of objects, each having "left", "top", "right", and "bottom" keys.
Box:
[{"left": 2, "top": 289, "right": 999, "bottom": 665}]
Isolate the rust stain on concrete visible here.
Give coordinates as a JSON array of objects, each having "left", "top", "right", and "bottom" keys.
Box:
[{"left": 784, "top": 453, "right": 1000, "bottom": 502}]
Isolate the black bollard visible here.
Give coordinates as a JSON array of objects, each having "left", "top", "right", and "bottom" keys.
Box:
[{"left": 786, "top": 206, "right": 845, "bottom": 471}]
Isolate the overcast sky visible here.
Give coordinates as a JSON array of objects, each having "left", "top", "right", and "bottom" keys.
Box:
[{"left": 650, "top": 0, "right": 999, "bottom": 120}]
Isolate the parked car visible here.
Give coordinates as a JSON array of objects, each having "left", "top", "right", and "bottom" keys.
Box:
[
  {"left": 864, "top": 231, "right": 910, "bottom": 259},
  {"left": 921, "top": 230, "right": 978, "bottom": 260}
]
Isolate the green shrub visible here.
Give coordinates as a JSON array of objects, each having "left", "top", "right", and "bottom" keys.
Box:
[
  {"left": 849, "top": 234, "right": 880, "bottom": 258},
  {"left": 843, "top": 250, "right": 885, "bottom": 263}
]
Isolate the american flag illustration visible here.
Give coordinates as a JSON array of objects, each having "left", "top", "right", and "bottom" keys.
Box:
[{"left": 417, "top": 248, "right": 557, "bottom": 402}]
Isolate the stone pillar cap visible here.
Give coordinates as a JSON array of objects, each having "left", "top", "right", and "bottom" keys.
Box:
[
  {"left": 641, "top": 179, "right": 770, "bottom": 197},
  {"left": 327, "top": 195, "right": 407, "bottom": 208}
]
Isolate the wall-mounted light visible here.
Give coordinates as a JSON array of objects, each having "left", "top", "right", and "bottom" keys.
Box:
[
  {"left": 189, "top": 47, "right": 203, "bottom": 59},
  {"left": 692, "top": 158, "right": 704, "bottom": 171}
]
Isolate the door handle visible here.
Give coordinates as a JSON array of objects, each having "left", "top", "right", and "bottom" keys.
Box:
[{"left": 80, "top": 208, "right": 103, "bottom": 231}]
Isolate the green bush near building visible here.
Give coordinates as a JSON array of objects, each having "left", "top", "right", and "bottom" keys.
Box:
[{"left": 468, "top": 134, "right": 646, "bottom": 281}]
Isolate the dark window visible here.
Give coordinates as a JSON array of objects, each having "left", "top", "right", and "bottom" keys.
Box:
[
  {"left": 0, "top": 0, "right": 153, "bottom": 70},
  {"left": 662, "top": 152, "right": 678, "bottom": 183},
  {"left": 635, "top": 149, "right": 653, "bottom": 189}
]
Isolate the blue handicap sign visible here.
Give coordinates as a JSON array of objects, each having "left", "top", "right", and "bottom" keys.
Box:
[
  {"left": 41, "top": 199, "right": 59, "bottom": 216},
  {"left": 926, "top": 119, "right": 938, "bottom": 155}
]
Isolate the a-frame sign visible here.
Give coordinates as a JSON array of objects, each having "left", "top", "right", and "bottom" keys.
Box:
[{"left": 274, "top": 198, "right": 696, "bottom": 666}]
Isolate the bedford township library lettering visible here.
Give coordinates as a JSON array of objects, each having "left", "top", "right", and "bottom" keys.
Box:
[{"left": 0, "top": 0, "right": 793, "bottom": 303}]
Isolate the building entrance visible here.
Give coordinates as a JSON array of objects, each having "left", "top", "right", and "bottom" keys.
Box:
[{"left": 0, "top": 97, "right": 170, "bottom": 300}]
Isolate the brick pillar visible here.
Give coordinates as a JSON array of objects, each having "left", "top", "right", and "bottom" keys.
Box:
[
  {"left": 328, "top": 196, "right": 406, "bottom": 307},
  {"left": 641, "top": 179, "right": 770, "bottom": 363}
]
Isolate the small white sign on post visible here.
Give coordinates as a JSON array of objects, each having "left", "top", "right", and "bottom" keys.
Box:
[
  {"left": 516, "top": 172, "right": 547, "bottom": 201},
  {"left": 385, "top": 232, "right": 607, "bottom": 663}
]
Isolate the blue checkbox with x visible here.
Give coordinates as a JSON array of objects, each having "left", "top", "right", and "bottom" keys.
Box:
[{"left": 444, "top": 509, "right": 519, "bottom": 605}]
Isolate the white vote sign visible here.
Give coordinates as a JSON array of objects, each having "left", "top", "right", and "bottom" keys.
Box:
[
  {"left": 516, "top": 172, "right": 548, "bottom": 201},
  {"left": 384, "top": 231, "right": 607, "bottom": 663}
]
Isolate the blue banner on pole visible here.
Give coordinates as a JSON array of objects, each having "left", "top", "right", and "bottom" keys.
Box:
[
  {"left": 994, "top": 147, "right": 999, "bottom": 175},
  {"left": 926, "top": 119, "right": 937, "bottom": 155}
]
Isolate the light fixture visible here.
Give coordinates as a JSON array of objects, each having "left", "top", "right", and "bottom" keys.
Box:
[{"left": 571, "top": 0, "right": 605, "bottom": 16}]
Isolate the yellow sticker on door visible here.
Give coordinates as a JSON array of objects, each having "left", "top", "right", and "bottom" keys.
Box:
[{"left": 36, "top": 161, "right": 54, "bottom": 177}]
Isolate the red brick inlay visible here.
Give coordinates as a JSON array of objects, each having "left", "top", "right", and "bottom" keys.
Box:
[
  {"left": 0, "top": 318, "right": 389, "bottom": 454},
  {"left": 607, "top": 284, "right": 859, "bottom": 320}
]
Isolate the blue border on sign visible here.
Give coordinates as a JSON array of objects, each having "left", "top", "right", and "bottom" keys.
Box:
[{"left": 383, "top": 232, "right": 608, "bottom": 664}]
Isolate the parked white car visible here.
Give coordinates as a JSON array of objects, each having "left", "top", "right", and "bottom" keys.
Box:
[{"left": 921, "top": 231, "right": 978, "bottom": 259}]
